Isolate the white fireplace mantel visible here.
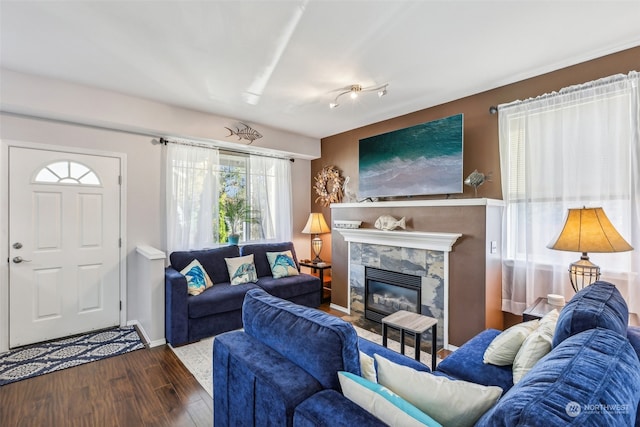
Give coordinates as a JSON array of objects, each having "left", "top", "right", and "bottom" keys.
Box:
[{"left": 335, "top": 228, "right": 462, "bottom": 252}]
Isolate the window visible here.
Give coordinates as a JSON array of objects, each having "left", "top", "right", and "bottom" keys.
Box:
[
  {"left": 34, "top": 160, "right": 100, "bottom": 185},
  {"left": 166, "top": 143, "right": 292, "bottom": 253},
  {"left": 218, "top": 152, "right": 254, "bottom": 243},
  {"left": 498, "top": 71, "right": 639, "bottom": 315}
]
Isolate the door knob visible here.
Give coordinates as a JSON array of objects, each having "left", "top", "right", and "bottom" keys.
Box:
[{"left": 12, "top": 256, "right": 31, "bottom": 263}]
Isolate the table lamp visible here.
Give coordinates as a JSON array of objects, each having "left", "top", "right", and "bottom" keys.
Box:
[
  {"left": 302, "top": 213, "right": 331, "bottom": 263},
  {"left": 547, "top": 207, "right": 633, "bottom": 292}
]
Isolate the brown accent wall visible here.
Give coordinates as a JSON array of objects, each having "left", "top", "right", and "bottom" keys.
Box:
[
  {"left": 313, "top": 46, "right": 640, "bottom": 335},
  {"left": 332, "top": 202, "right": 503, "bottom": 346}
]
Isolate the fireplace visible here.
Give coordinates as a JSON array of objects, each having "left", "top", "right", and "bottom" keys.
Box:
[{"left": 365, "top": 267, "right": 421, "bottom": 323}]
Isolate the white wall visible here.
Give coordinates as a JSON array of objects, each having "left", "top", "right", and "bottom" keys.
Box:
[{"left": 0, "top": 70, "right": 319, "bottom": 350}]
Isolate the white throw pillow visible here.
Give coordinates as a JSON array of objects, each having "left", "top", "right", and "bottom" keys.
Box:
[
  {"left": 375, "top": 354, "right": 502, "bottom": 427},
  {"left": 512, "top": 309, "right": 558, "bottom": 384},
  {"left": 225, "top": 254, "right": 258, "bottom": 285},
  {"left": 338, "top": 371, "right": 442, "bottom": 427},
  {"left": 359, "top": 351, "right": 377, "bottom": 383},
  {"left": 180, "top": 259, "right": 214, "bottom": 296},
  {"left": 483, "top": 319, "right": 540, "bottom": 366}
]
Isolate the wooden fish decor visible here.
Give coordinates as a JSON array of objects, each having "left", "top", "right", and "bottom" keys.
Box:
[
  {"left": 225, "top": 122, "right": 263, "bottom": 144},
  {"left": 374, "top": 215, "right": 406, "bottom": 231}
]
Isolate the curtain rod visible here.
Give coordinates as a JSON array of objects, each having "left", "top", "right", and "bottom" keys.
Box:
[
  {"left": 1, "top": 109, "right": 294, "bottom": 162},
  {"left": 158, "top": 137, "right": 294, "bottom": 162},
  {"left": 496, "top": 71, "right": 637, "bottom": 112}
]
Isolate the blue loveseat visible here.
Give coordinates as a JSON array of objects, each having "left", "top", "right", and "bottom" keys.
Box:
[
  {"left": 165, "top": 242, "right": 321, "bottom": 346},
  {"left": 213, "top": 282, "right": 640, "bottom": 426}
]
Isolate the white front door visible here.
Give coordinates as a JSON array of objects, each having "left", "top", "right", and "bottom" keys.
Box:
[{"left": 9, "top": 146, "right": 122, "bottom": 347}]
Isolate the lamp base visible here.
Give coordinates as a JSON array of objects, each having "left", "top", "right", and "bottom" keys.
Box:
[
  {"left": 569, "top": 253, "right": 600, "bottom": 292},
  {"left": 311, "top": 235, "right": 324, "bottom": 263}
]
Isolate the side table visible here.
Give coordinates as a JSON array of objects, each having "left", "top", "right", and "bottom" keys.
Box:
[
  {"left": 299, "top": 262, "right": 331, "bottom": 303},
  {"left": 522, "top": 297, "right": 558, "bottom": 321},
  {"left": 381, "top": 310, "right": 438, "bottom": 371}
]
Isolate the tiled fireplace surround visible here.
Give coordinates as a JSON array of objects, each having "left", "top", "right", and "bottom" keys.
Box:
[{"left": 336, "top": 229, "right": 461, "bottom": 352}]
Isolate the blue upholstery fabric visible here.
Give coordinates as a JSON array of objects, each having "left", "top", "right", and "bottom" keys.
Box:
[
  {"left": 357, "top": 336, "right": 431, "bottom": 373},
  {"left": 553, "top": 281, "right": 628, "bottom": 348},
  {"left": 170, "top": 245, "right": 240, "bottom": 284},
  {"left": 188, "top": 310, "right": 243, "bottom": 342},
  {"left": 284, "top": 288, "right": 322, "bottom": 309},
  {"left": 242, "top": 288, "right": 361, "bottom": 390},
  {"left": 188, "top": 281, "right": 259, "bottom": 318},
  {"left": 241, "top": 242, "right": 300, "bottom": 277},
  {"left": 476, "top": 328, "right": 640, "bottom": 427},
  {"left": 628, "top": 326, "right": 640, "bottom": 361},
  {"left": 165, "top": 267, "right": 189, "bottom": 346},
  {"left": 213, "top": 331, "right": 323, "bottom": 427},
  {"left": 293, "top": 390, "right": 388, "bottom": 427},
  {"left": 255, "top": 275, "right": 321, "bottom": 301},
  {"left": 435, "top": 328, "right": 514, "bottom": 392}
]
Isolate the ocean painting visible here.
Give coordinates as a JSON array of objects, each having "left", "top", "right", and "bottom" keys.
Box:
[{"left": 358, "top": 114, "right": 463, "bottom": 198}]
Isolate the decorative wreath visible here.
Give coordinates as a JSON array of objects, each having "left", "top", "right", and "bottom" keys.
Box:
[{"left": 314, "top": 166, "right": 344, "bottom": 207}]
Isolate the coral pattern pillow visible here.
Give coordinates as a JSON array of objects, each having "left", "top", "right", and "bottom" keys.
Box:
[
  {"left": 225, "top": 254, "right": 258, "bottom": 285},
  {"left": 266, "top": 250, "right": 299, "bottom": 279},
  {"left": 483, "top": 319, "right": 540, "bottom": 366},
  {"left": 180, "top": 259, "right": 214, "bottom": 296}
]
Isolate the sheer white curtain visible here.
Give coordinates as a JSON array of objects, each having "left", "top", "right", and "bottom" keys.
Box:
[
  {"left": 248, "top": 155, "right": 292, "bottom": 242},
  {"left": 166, "top": 143, "right": 220, "bottom": 253},
  {"left": 499, "top": 71, "right": 639, "bottom": 315}
]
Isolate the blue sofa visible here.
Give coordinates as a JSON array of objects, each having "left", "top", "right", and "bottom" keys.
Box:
[
  {"left": 213, "top": 282, "right": 640, "bottom": 427},
  {"left": 213, "top": 288, "right": 428, "bottom": 427},
  {"left": 213, "top": 282, "right": 640, "bottom": 426},
  {"left": 165, "top": 242, "right": 321, "bottom": 346}
]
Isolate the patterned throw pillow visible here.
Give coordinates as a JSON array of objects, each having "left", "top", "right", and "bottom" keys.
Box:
[
  {"left": 180, "top": 259, "right": 214, "bottom": 296},
  {"left": 225, "top": 254, "right": 258, "bottom": 285},
  {"left": 266, "top": 250, "right": 300, "bottom": 279}
]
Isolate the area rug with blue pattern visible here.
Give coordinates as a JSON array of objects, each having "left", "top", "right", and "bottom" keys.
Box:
[{"left": 0, "top": 326, "right": 144, "bottom": 386}]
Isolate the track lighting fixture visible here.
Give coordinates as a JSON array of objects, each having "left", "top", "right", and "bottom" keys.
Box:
[{"left": 329, "top": 83, "right": 388, "bottom": 109}]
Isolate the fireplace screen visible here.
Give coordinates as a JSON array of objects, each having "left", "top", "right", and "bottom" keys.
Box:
[{"left": 365, "top": 267, "right": 421, "bottom": 323}]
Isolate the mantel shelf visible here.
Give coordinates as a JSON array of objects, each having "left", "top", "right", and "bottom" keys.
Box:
[
  {"left": 335, "top": 228, "right": 462, "bottom": 252},
  {"left": 330, "top": 198, "right": 504, "bottom": 209}
]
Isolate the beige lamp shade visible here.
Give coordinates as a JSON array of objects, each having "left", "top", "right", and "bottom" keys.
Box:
[
  {"left": 302, "top": 213, "right": 330, "bottom": 263},
  {"left": 547, "top": 207, "right": 633, "bottom": 253},
  {"left": 302, "top": 213, "right": 331, "bottom": 235},
  {"left": 548, "top": 207, "right": 633, "bottom": 292}
]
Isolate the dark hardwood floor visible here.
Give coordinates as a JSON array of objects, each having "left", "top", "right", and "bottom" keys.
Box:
[
  {"left": 0, "top": 302, "right": 342, "bottom": 427},
  {"left": 0, "top": 344, "right": 213, "bottom": 427}
]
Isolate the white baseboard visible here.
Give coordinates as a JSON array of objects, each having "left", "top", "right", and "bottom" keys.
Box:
[
  {"left": 127, "top": 320, "right": 166, "bottom": 348},
  {"left": 126, "top": 320, "right": 150, "bottom": 344},
  {"left": 330, "top": 303, "right": 350, "bottom": 314},
  {"left": 148, "top": 338, "right": 167, "bottom": 348}
]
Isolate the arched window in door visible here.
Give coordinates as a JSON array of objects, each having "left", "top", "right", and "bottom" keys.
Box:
[{"left": 33, "top": 160, "right": 101, "bottom": 186}]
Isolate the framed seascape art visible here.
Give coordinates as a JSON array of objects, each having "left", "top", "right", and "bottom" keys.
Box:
[{"left": 358, "top": 113, "right": 463, "bottom": 198}]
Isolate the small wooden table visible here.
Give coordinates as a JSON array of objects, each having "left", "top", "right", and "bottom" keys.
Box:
[
  {"left": 382, "top": 310, "right": 438, "bottom": 370},
  {"left": 299, "top": 262, "right": 332, "bottom": 303},
  {"left": 522, "top": 297, "right": 558, "bottom": 322}
]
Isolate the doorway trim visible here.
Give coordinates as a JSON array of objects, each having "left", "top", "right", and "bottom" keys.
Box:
[{"left": 0, "top": 139, "right": 128, "bottom": 353}]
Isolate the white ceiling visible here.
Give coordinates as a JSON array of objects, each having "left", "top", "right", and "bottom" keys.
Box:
[{"left": 1, "top": 1, "right": 639, "bottom": 139}]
